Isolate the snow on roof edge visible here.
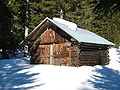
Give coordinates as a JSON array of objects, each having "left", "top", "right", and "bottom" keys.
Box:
[
  {"left": 20, "top": 17, "right": 115, "bottom": 46},
  {"left": 53, "top": 17, "right": 77, "bottom": 31}
]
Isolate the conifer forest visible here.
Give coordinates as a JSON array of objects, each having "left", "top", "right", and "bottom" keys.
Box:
[{"left": 0, "top": 0, "right": 120, "bottom": 55}]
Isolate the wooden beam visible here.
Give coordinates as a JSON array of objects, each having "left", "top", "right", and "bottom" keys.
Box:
[{"left": 50, "top": 44, "right": 53, "bottom": 65}]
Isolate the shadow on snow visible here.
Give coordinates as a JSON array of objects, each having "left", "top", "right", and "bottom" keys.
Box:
[
  {"left": 88, "top": 67, "right": 120, "bottom": 90},
  {"left": 0, "top": 58, "right": 44, "bottom": 90}
]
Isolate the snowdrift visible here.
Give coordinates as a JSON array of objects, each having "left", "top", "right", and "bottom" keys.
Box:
[{"left": 0, "top": 48, "right": 120, "bottom": 90}]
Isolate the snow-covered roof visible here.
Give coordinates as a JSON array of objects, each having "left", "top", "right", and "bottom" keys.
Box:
[
  {"left": 21, "top": 17, "right": 115, "bottom": 46},
  {"left": 53, "top": 17, "right": 77, "bottom": 31},
  {"left": 47, "top": 17, "right": 114, "bottom": 46}
]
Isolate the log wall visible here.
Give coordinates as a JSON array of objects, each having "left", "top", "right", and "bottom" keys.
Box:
[
  {"left": 79, "top": 49, "right": 109, "bottom": 66},
  {"left": 30, "top": 26, "right": 110, "bottom": 66}
]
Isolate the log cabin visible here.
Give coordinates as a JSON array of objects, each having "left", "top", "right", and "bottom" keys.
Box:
[{"left": 21, "top": 17, "right": 115, "bottom": 66}]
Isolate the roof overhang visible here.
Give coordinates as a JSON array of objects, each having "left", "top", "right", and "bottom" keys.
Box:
[{"left": 20, "top": 17, "right": 115, "bottom": 48}]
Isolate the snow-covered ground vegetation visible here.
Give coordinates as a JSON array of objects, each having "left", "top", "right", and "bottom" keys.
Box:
[{"left": 0, "top": 48, "right": 120, "bottom": 90}]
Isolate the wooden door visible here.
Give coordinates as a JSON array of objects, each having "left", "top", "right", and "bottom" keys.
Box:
[
  {"left": 53, "top": 43, "right": 71, "bottom": 65},
  {"left": 39, "top": 45, "right": 50, "bottom": 64},
  {"left": 39, "top": 43, "right": 71, "bottom": 65}
]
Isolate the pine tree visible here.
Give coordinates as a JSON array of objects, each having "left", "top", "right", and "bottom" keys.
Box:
[
  {"left": 1, "top": 0, "right": 119, "bottom": 55},
  {"left": 27, "top": 0, "right": 120, "bottom": 47},
  {"left": 91, "top": 0, "right": 120, "bottom": 47},
  {"left": 0, "top": 0, "right": 14, "bottom": 56},
  {"left": 94, "top": 0, "right": 120, "bottom": 17}
]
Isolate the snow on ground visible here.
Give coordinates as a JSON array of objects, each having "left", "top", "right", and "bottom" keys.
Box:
[{"left": 0, "top": 48, "right": 120, "bottom": 90}]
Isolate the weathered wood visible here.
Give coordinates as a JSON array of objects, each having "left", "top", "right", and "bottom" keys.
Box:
[
  {"left": 50, "top": 44, "right": 53, "bottom": 65},
  {"left": 79, "top": 49, "right": 109, "bottom": 66},
  {"left": 29, "top": 20, "right": 110, "bottom": 66}
]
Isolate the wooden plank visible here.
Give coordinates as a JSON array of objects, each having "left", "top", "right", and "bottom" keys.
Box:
[
  {"left": 38, "top": 28, "right": 66, "bottom": 44},
  {"left": 38, "top": 45, "right": 50, "bottom": 64},
  {"left": 30, "top": 21, "right": 50, "bottom": 42},
  {"left": 50, "top": 44, "right": 53, "bottom": 65},
  {"left": 53, "top": 43, "right": 72, "bottom": 65},
  {"left": 79, "top": 49, "right": 109, "bottom": 66}
]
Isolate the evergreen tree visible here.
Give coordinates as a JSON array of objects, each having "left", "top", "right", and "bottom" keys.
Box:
[
  {"left": 94, "top": 0, "right": 120, "bottom": 17},
  {"left": 0, "top": 0, "right": 120, "bottom": 56},
  {"left": 28, "top": 0, "right": 120, "bottom": 46},
  {"left": 0, "top": 0, "right": 14, "bottom": 55},
  {"left": 91, "top": 0, "right": 120, "bottom": 47}
]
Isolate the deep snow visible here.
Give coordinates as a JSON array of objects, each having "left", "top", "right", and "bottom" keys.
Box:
[{"left": 0, "top": 48, "right": 120, "bottom": 90}]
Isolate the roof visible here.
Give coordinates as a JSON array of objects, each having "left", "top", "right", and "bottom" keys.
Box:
[
  {"left": 47, "top": 17, "right": 114, "bottom": 46},
  {"left": 21, "top": 17, "right": 115, "bottom": 46}
]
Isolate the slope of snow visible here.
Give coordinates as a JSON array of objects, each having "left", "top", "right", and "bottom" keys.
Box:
[
  {"left": 53, "top": 18, "right": 77, "bottom": 31},
  {"left": 0, "top": 48, "right": 120, "bottom": 90}
]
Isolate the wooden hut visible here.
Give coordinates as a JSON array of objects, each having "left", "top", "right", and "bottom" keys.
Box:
[{"left": 21, "top": 17, "right": 114, "bottom": 66}]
